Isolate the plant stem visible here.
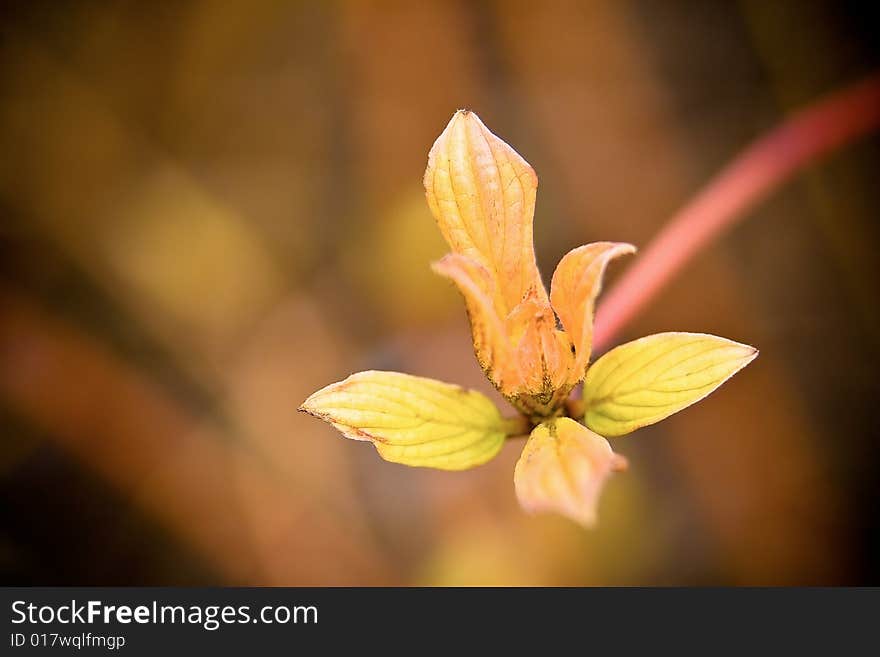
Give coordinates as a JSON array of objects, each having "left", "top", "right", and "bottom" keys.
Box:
[
  {"left": 592, "top": 73, "right": 880, "bottom": 352},
  {"left": 565, "top": 397, "right": 586, "bottom": 420},
  {"left": 502, "top": 414, "right": 532, "bottom": 438}
]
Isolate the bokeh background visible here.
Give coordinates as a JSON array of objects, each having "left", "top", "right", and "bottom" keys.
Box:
[{"left": 2, "top": 0, "right": 879, "bottom": 585}]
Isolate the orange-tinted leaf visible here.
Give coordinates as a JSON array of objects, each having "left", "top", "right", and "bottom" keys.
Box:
[
  {"left": 431, "top": 253, "right": 510, "bottom": 387},
  {"left": 506, "top": 289, "right": 572, "bottom": 408},
  {"left": 550, "top": 242, "right": 636, "bottom": 385},
  {"left": 424, "top": 110, "right": 546, "bottom": 312},
  {"left": 514, "top": 417, "right": 627, "bottom": 527},
  {"left": 426, "top": 111, "right": 579, "bottom": 410}
]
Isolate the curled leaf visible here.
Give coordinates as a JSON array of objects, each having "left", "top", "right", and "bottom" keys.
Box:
[
  {"left": 425, "top": 110, "right": 579, "bottom": 412},
  {"left": 506, "top": 288, "right": 572, "bottom": 406},
  {"left": 550, "top": 242, "right": 636, "bottom": 385},
  {"left": 299, "top": 370, "right": 507, "bottom": 470},
  {"left": 514, "top": 417, "right": 627, "bottom": 527},
  {"left": 424, "top": 109, "right": 544, "bottom": 312},
  {"left": 431, "top": 253, "right": 509, "bottom": 386},
  {"left": 582, "top": 332, "right": 758, "bottom": 437}
]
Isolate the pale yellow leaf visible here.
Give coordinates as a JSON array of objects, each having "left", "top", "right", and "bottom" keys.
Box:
[
  {"left": 582, "top": 332, "right": 758, "bottom": 437},
  {"left": 300, "top": 370, "right": 507, "bottom": 470},
  {"left": 514, "top": 417, "right": 627, "bottom": 527}
]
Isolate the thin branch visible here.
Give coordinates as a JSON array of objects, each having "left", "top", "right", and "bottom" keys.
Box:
[{"left": 592, "top": 73, "right": 880, "bottom": 352}]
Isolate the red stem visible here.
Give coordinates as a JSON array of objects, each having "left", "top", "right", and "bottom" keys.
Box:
[{"left": 592, "top": 73, "right": 880, "bottom": 352}]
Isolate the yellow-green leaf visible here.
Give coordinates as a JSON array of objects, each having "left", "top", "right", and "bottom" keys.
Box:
[
  {"left": 514, "top": 417, "right": 627, "bottom": 527},
  {"left": 299, "top": 370, "right": 507, "bottom": 470},
  {"left": 582, "top": 332, "right": 758, "bottom": 437}
]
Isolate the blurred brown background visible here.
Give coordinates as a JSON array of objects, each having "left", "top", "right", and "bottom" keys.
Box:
[{"left": 1, "top": 0, "right": 878, "bottom": 585}]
